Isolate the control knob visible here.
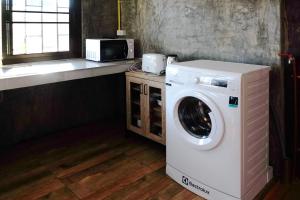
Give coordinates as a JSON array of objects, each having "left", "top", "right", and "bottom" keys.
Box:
[{"left": 193, "top": 77, "right": 200, "bottom": 84}]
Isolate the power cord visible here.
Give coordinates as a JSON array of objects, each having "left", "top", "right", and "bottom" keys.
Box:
[{"left": 128, "top": 61, "right": 142, "bottom": 72}]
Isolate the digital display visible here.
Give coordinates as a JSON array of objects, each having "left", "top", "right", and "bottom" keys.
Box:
[{"left": 211, "top": 79, "right": 228, "bottom": 88}]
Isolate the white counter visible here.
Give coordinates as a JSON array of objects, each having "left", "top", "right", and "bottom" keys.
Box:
[{"left": 0, "top": 58, "right": 136, "bottom": 91}]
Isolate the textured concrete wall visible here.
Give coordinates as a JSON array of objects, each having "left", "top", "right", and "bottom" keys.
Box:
[
  {"left": 81, "top": 0, "right": 118, "bottom": 55},
  {"left": 122, "top": 0, "right": 280, "bottom": 66}
]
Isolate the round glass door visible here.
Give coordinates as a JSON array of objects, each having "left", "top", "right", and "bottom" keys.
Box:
[{"left": 178, "top": 97, "right": 212, "bottom": 139}]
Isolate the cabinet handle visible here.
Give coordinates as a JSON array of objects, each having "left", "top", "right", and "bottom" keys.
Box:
[
  {"left": 140, "top": 84, "right": 143, "bottom": 94},
  {"left": 144, "top": 84, "right": 148, "bottom": 95}
]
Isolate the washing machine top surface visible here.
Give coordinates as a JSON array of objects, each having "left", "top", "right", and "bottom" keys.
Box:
[{"left": 168, "top": 60, "right": 270, "bottom": 75}]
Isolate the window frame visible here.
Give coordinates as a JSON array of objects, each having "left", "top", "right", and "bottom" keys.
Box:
[{"left": 1, "top": 0, "right": 81, "bottom": 65}]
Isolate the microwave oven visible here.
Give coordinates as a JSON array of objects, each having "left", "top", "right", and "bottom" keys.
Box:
[{"left": 86, "top": 39, "right": 134, "bottom": 62}]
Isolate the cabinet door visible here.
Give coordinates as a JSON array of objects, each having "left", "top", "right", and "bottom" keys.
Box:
[
  {"left": 126, "top": 76, "right": 146, "bottom": 135},
  {"left": 144, "top": 80, "right": 166, "bottom": 144}
]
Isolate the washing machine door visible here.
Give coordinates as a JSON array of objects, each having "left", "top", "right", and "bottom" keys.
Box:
[{"left": 173, "top": 90, "right": 224, "bottom": 150}]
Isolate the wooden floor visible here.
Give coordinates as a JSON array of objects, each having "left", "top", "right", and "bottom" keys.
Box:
[{"left": 0, "top": 122, "right": 299, "bottom": 200}]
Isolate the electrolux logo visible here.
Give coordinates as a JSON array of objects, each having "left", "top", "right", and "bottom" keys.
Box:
[
  {"left": 182, "top": 176, "right": 210, "bottom": 195},
  {"left": 182, "top": 176, "right": 189, "bottom": 185}
]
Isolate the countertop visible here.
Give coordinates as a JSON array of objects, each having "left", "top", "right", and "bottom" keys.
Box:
[{"left": 0, "top": 58, "right": 137, "bottom": 91}]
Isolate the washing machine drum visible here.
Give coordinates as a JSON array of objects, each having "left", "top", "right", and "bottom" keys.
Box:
[
  {"left": 178, "top": 97, "right": 212, "bottom": 139},
  {"left": 174, "top": 93, "right": 224, "bottom": 150}
]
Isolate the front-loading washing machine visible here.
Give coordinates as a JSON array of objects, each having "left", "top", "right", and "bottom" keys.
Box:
[{"left": 166, "top": 60, "right": 273, "bottom": 200}]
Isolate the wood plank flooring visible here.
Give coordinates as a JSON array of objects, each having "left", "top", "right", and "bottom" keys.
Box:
[{"left": 0, "top": 122, "right": 299, "bottom": 200}]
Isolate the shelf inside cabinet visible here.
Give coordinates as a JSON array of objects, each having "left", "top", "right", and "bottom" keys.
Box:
[
  {"left": 131, "top": 86, "right": 141, "bottom": 92},
  {"left": 150, "top": 125, "right": 162, "bottom": 136},
  {"left": 131, "top": 113, "right": 142, "bottom": 128},
  {"left": 132, "top": 100, "right": 140, "bottom": 106},
  {"left": 153, "top": 106, "right": 161, "bottom": 112},
  {"left": 153, "top": 121, "right": 162, "bottom": 128},
  {"left": 132, "top": 113, "right": 141, "bottom": 118},
  {"left": 150, "top": 92, "right": 161, "bottom": 99},
  {"left": 152, "top": 111, "right": 162, "bottom": 117}
]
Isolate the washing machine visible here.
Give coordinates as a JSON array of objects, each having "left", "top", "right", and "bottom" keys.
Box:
[{"left": 166, "top": 60, "right": 273, "bottom": 200}]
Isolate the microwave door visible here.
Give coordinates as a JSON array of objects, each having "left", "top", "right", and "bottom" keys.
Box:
[{"left": 100, "top": 40, "right": 128, "bottom": 62}]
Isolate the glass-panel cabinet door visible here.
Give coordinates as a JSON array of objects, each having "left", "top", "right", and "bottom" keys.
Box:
[
  {"left": 126, "top": 76, "right": 145, "bottom": 135},
  {"left": 145, "top": 81, "right": 165, "bottom": 144}
]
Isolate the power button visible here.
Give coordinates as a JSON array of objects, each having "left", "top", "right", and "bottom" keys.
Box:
[{"left": 193, "top": 77, "right": 200, "bottom": 84}]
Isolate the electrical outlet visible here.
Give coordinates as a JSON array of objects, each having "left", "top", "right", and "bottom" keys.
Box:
[{"left": 117, "top": 30, "right": 126, "bottom": 36}]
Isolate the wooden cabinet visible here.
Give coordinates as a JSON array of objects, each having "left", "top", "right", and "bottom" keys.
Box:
[{"left": 126, "top": 71, "right": 165, "bottom": 145}]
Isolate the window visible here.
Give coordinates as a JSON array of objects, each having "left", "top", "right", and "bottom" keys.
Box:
[{"left": 2, "top": 0, "right": 81, "bottom": 64}]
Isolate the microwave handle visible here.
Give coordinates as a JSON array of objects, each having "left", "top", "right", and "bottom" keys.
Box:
[{"left": 124, "top": 43, "right": 128, "bottom": 57}]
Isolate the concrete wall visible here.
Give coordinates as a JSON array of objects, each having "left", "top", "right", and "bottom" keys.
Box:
[
  {"left": 81, "top": 0, "right": 282, "bottom": 64},
  {"left": 122, "top": 2, "right": 283, "bottom": 127},
  {"left": 122, "top": 0, "right": 280, "bottom": 65},
  {"left": 81, "top": 0, "right": 118, "bottom": 55}
]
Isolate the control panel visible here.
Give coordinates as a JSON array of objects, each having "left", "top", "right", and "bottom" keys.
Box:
[
  {"left": 166, "top": 66, "right": 238, "bottom": 92},
  {"left": 199, "top": 77, "right": 228, "bottom": 88}
]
